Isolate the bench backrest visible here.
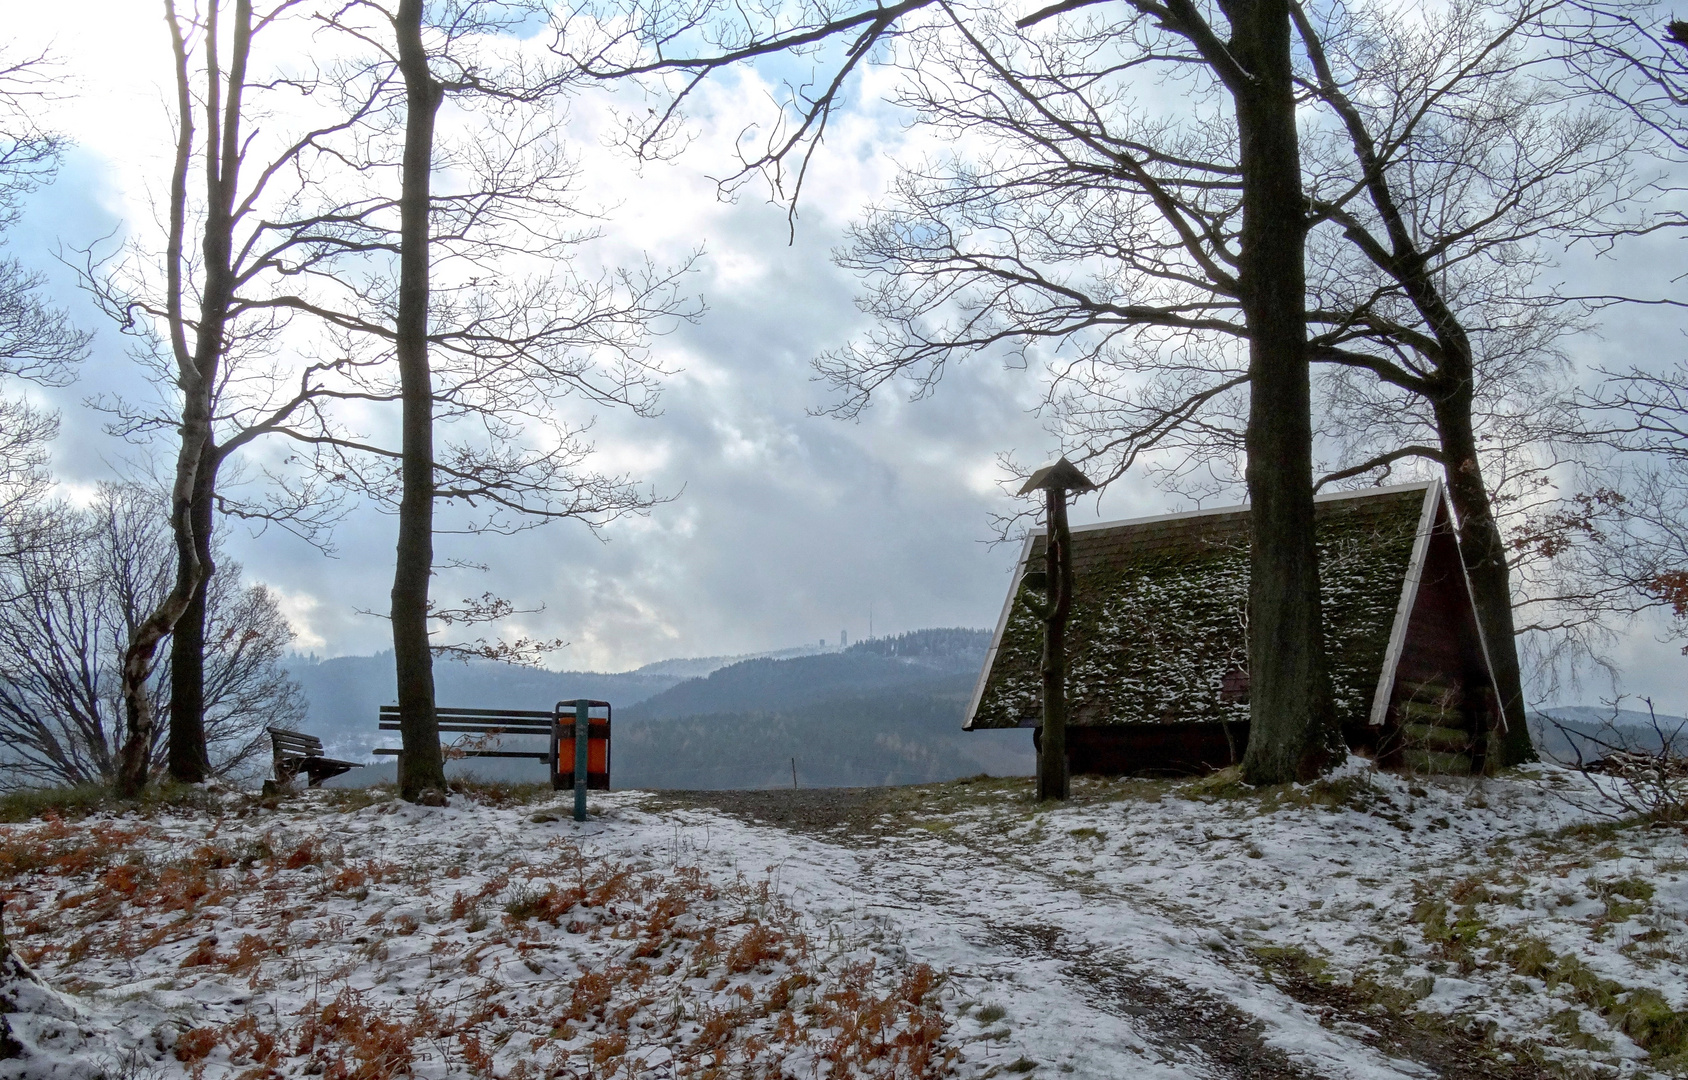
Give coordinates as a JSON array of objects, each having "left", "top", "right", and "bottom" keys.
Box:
[
  {"left": 376, "top": 705, "right": 555, "bottom": 733},
  {"left": 268, "top": 727, "right": 325, "bottom": 756}
]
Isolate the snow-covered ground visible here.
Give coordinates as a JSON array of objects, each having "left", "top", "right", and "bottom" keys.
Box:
[{"left": 2, "top": 759, "right": 1686, "bottom": 1078}]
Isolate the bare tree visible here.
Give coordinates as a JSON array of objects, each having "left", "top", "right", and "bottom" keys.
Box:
[
  {"left": 100, "top": 0, "right": 267, "bottom": 797},
  {"left": 1534, "top": 366, "right": 1688, "bottom": 652},
  {"left": 0, "top": 485, "right": 298, "bottom": 791},
  {"left": 817, "top": 0, "right": 1660, "bottom": 769},
  {"left": 0, "top": 46, "right": 90, "bottom": 555},
  {"left": 81, "top": 0, "right": 407, "bottom": 794},
  {"left": 1285, "top": 0, "right": 1661, "bottom": 765},
  {"left": 272, "top": 0, "right": 698, "bottom": 801},
  {"left": 815, "top": 0, "right": 1342, "bottom": 781},
  {"left": 572, "top": 0, "right": 1342, "bottom": 784}
]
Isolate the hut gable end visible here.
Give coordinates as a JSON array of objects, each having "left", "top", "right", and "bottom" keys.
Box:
[{"left": 966, "top": 483, "right": 1482, "bottom": 748}]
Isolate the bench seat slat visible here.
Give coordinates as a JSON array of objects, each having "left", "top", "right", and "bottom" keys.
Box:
[
  {"left": 372, "top": 748, "right": 551, "bottom": 760},
  {"left": 377, "top": 722, "right": 552, "bottom": 734},
  {"left": 378, "top": 706, "right": 559, "bottom": 720}
]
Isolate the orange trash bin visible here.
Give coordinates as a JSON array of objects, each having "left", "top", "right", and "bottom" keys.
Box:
[{"left": 551, "top": 700, "right": 611, "bottom": 791}]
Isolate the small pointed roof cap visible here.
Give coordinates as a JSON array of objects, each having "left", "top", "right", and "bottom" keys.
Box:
[{"left": 1019, "top": 456, "right": 1097, "bottom": 495}]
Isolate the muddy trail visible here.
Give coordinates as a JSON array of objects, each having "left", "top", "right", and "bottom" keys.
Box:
[
  {"left": 990, "top": 921, "right": 1320, "bottom": 1080},
  {"left": 641, "top": 785, "right": 1563, "bottom": 1080}
]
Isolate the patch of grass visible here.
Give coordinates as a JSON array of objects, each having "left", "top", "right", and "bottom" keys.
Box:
[
  {"left": 1551, "top": 819, "right": 1644, "bottom": 846},
  {"left": 445, "top": 779, "right": 551, "bottom": 807},
  {"left": 1500, "top": 935, "right": 1677, "bottom": 1043},
  {"left": 975, "top": 1002, "right": 1007, "bottom": 1024},
  {"left": 1615, "top": 988, "right": 1688, "bottom": 1061},
  {"left": 1448, "top": 871, "right": 1503, "bottom": 905},
  {"left": 1507, "top": 938, "right": 1557, "bottom": 980},
  {"left": 0, "top": 781, "right": 222, "bottom": 823},
  {"left": 1252, "top": 945, "right": 1332, "bottom": 984},
  {"left": 1410, "top": 896, "right": 1487, "bottom": 964},
  {"left": 1594, "top": 880, "right": 1652, "bottom": 926},
  {"left": 1297, "top": 773, "right": 1385, "bottom": 812},
  {"left": 1252, "top": 943, "right": 1425, "bottom": 1015},
  {"left": 1411, "top": 898, "right": 1450, "bottom": 939},
  {"left": 0, "top": 785, "right": 115, "bottom": 823},
  {"left": 1548, "top": 955, "right": 1622, "bottom": 1014},
  {"left": 1067, "top": 827, "right": 1105, "bottom": 842},
  {"left": 1547, "top": 1008, "right": 1612, "bottom": 1052},
  {"left": 1179, "top": 766, "right": 1247, "bottom": 800},
  {"left": 1177, "top": 767, "right": 1384, "bottom": 815},
  {"left": 503, "top": 883, "right": 548, "bottom": 921},
  {"left": 319, "top": 785, "right": 398, "bottom": 812},
  {"left": 848, "top": 775, "right": 1035, "bottom": 823}
]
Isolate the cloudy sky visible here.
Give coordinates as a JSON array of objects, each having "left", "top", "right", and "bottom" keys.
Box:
[{"left": 7, "top": 2, "right": 1686, "bottom": 708}]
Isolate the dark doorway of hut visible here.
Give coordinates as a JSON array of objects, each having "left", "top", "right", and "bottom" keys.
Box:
[{"left": 964, "top": 481, "right": 1508, "bottom": 779}]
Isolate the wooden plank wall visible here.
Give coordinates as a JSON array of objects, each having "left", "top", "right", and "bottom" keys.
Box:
[{"left": 1378, "top": 514, "right": 1499, "bottom": 775}]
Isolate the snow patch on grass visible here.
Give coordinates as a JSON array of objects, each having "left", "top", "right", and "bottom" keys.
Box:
[
  {"left": 2, "top": 762, "right": 1686, "bottom": 1078},
  {"left": 0, "top": 792, "right": 952, "bottom": 1079}
]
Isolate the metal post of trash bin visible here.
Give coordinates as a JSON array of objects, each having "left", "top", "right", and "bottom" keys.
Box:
[{"left": 573, "top": 698, "right": 589, "bottom": 821}]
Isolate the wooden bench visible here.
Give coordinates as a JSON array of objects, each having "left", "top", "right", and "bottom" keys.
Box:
[
  {"left": 374, "top": 703, "right": 611, "bottom": 790},
  {"left": 267, "top": 727, "right": 361, "bottom": 789}
]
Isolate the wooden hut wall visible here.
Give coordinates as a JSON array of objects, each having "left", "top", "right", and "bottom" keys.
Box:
[
  {"left": 1063, "top": 721, "right": 1246, "bottom": 776},
  {"left": 1370, "top": 503, "right": 1499, "bottom": 775}
]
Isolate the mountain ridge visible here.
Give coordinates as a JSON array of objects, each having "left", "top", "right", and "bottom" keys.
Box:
[
  {"left": 624, "top": 629, "right": 992, "bottom": 722},
  {"left": 288, "top": 628, "right": 1010, "bottom": 783}
]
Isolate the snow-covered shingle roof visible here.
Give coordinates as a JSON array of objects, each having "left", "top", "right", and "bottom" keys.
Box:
[{"left": 965, "top": 482, "right": 1440, "bottom": 731}]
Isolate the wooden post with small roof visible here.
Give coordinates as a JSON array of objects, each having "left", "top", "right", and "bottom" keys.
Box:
[{"left": 1020, "top": 457, "right": 1096, "bottom": 801}]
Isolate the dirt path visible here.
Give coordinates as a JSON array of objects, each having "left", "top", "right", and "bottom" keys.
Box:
[
  {"left": 987, "top": 921, "right": 1321, "bottom": 1080},
  {"left": 636, "top": 786, "right": 1561, "bottom": 1080}
]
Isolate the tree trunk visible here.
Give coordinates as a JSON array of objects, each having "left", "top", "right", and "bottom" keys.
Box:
[
  {"left": 1432, "top": 397, "right": 1537, "bottom": 767},
  {"left": 1230, "top": 0, "right": 1340, "bottom": 785},
  {"left": 392, "top": 0, "right": 446, "bottom": 802},
  {"left": 167, "top": 438, "right": 217, "bottom": 783},
  {"left": 116, "top": 412, "right": 208, "bottom": 799},
  {"left": 118, "top": 1, "right": 255, "bottom": 799},
  {"left": 1037, "top": 486, "right": 1073, "bottom": 801}
]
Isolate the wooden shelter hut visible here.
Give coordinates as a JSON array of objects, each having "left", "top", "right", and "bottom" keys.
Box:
[{"left": 964, "top": 481, "right": 1504, "bottom": 775}]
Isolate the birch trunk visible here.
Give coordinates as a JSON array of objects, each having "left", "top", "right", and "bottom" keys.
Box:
[{"left": 116, "top": 1, "right": 253, "bottom": 797}]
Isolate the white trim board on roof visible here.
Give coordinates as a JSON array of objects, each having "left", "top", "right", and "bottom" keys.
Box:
[
  {"left": 963, "top": 532, "right": 1036, "bottom": 731},
  {"left": 1064, "top": 480, "right": 1436, "bottom": 538},
  {"left": 1367, "top": 480, "right": 1443, "bottom": 726}
]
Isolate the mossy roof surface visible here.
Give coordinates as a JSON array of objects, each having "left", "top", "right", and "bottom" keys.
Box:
[{"left": 969, "top": 485, "right": 1429, "bottom": 729}]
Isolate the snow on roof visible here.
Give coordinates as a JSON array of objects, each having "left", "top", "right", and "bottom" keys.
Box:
[{"left": 966, "top": 482, "right": 1440, "bottom": 731}]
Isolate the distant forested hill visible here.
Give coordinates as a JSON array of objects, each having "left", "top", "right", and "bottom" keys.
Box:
[
  {"left": 624, "top": 629, "right": 992, "bottom": 721},
  {"left": 286, "top": 653, "right": 685, "bottom": 760},
  {"left": 312, "top": 628, "right": 1034, "bottom": 788},
  {"left": 615, "top": 675, "right": 1031, "bottom": 789},
  {"left": 1529, "top": 707, "right": 1688, "bottom": 764}
]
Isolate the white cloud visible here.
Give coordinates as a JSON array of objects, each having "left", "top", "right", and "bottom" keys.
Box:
[{"left": 8, "top": 0, "right": 1683, "bottom": 712}]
